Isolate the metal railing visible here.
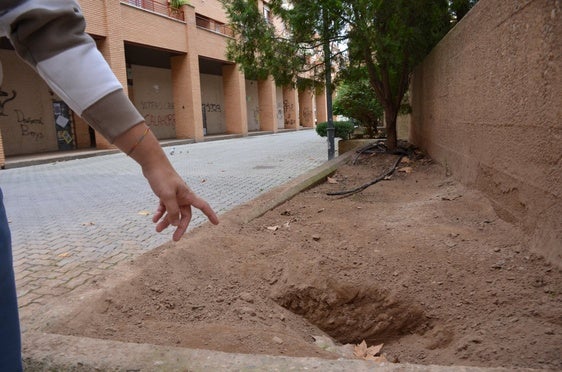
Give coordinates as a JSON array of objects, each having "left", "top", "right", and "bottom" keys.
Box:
[
  {"left": 122, "top": 0, "right": 185, "bottom": 21},
  {"left": 195, "top": 14, "right": 234, "bottom": 37}
]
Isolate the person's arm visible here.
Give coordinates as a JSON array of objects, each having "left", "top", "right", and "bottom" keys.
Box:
[{"left": 2, "top": 1, "right": 218, "bottom": 240}]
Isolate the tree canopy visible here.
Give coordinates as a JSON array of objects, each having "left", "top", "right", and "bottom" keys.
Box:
[
  {"left": 222, "top": 0, "right": 476, "bottom": 149},
  {"left": 333, "top": 75, "right": 384, "bottom": 137}
]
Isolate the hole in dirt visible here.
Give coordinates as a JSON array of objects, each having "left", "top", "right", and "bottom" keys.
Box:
[{"left": 273, "top": 281, "right": 426, "bottom": 345}]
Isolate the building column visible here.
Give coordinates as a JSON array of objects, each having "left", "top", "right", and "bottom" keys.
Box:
[
  {"left": 172, "top": 5, "right": 204, "bottom": 141},
  {"left": 299, "top": 86, "right": 314, "bottom": 128},
  {"left": 315, "top": 87, "right": 327, "bottom": 124},
  {"left": 95, "top": 0, "right": 128, "bottom": 149},
  {"left": 0, "top": 130, "right": 5, "bottom": 168},
  {"left": 258, "top": 77, "right": 277, "bottom": 132},
  {"left": 74, "top": 115, "right": 93, "bottom": 149},
  {"left": 222, "top": 64, "right": 247, "bottom": 135},
  {"left": 171, "top": 54, "right": 203, "bottom": 140},
  {"left": 282, "top": 86, "right": 299, "bottom": 129}
]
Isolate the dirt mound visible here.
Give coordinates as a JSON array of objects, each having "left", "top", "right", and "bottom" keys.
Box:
[{"left": 49, "top": 151, "right": 562, "bottom": 370}]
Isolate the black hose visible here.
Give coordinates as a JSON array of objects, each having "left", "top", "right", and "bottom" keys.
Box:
[
  {"left": 351, "top": 140, "right": 387, "bottom": 165},
  {"left": 327, "top": 154, "right": 405, "bottom": 197}
]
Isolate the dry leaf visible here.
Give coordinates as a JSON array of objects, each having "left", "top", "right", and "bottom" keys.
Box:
[
  {"left": 138, "top": 210, "right": 150, "bottom": 216},
  {"left": 267, "top": 225, "right": 279, "bottom": 231},
  {"left": 283, "top": 221, "right": 290, "bottom": 228},
  {"left": 57, "top": 252, "right": 71, "bottom": 258},
  {"left": 366, "top": 343, "right": 384, "bottom": 357},
  {"left": 354, "top": 340, "right": 368, "bottom": 358},
  {"left": 354, "top": 340, "right": 385, "bottom": 361},
  {"left": 327, "top": 176, "right": 338, "bottom": 184},
  {"left": 400, "top": 157, "right": 411, "bottom": 164}
]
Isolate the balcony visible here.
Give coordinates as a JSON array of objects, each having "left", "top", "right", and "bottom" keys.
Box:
[
  {"left": 122, "top": 0, "right": 185, "bottom": 21},
  {"left": 195, "top": 14, "right": 234, "bottom": 37}
]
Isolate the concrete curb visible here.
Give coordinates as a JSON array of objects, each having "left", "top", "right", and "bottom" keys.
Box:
[
  {"left": 23, "top": 332, "right": 525, "bottom": 372},
  {"left": 236, "top": 150, "right": 355, "bottom": 224}
]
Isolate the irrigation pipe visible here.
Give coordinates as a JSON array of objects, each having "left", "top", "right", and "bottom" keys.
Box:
[{"left": 327, "top": 154, "right": 405, "bottom": 197}]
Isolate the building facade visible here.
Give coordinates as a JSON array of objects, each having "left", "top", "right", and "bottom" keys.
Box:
[{"left": 0, "top": 0, "right": 327, "bottom": 164}]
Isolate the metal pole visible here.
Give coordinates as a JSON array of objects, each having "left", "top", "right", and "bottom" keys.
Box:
[{"left": 323, "top": 8, "right": 335, "bottom": 160}]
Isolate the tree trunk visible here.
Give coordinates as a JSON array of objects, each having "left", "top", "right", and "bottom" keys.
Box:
[{"left": 384, "top": 106, "right": 398, "bottom": 151}]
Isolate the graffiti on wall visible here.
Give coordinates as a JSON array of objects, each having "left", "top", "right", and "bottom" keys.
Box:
[
  {"left": 144, "top": 113, "right": 176, "bottom": 127},
  {"left": 283, "top": 99, "right": 296, "bottom": 128},
  {"left": 0, "top": 89, "right": 16, "bottom": 116},
  {"left": 140, "top": 101, "right": 175, "bottom": 128},
  {"left": 140, "top": 101, "right": 174, "bottom": 110},
  {"left": 252, "top": 108, "right": 260, "bottom": 124},
  {"left": 276, "top": 103, "right": 284, "bottom": 122},
  {"left": 202, "top": 103, "right": 222, "bottom": 113},
  {"left": 15, "top": 109, "right": 45, "bottom": 141},
  {"left": 302, "top": 108, "right": 313, "bottom": 125},
  {"left": 0, "top": 85, "right": 46, "bottom": 143}
]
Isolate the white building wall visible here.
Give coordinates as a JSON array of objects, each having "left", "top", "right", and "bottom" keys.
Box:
[{"left": 245, "top": 80, "right": 259, "bottom": 131}]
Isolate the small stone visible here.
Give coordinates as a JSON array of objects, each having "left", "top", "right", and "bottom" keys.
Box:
[
  {"left": 239, "top": 306, "right": 256, "bottom": 316},
  {"left": 312, "top": 234, "right": 321, "bottom": 241},
  {"left": 445, "top": 241, "right": 457, "bottom": 248},
  {"left": 492, "top": 260, "right": 505, "bottom": 269},
  {"left": 272, "top": 336, "right": 284, "bottom": 344},
  {"left": 239, "top": 292, "right": 254, "bottom": 303}
]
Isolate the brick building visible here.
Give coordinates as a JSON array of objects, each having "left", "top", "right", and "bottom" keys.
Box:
[{"left": 0, "top": 0, "right": 327, "bottom": 164}]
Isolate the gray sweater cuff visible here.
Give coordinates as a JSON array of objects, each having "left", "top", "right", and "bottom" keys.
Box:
[{"left": 81, "top": 89, "right": 145, "bottom": 143}]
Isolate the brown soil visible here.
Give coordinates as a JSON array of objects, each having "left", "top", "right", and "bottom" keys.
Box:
[{"left": 50, "top": 150, "right": 562, "bottom": 370}]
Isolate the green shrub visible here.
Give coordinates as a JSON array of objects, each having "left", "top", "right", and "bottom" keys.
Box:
[{"left": 315, "top": 121, "right": 355, "bottom": 140}]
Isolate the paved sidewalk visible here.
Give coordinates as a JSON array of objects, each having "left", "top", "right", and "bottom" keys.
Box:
[{"left": 0, "top": 130, "right": 328, "bottom": 317}]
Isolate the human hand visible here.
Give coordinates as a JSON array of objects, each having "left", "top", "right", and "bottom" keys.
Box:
[
  {"left": 144, "top": 166, "right": 219, "bottom": 241},
  {"left": 113, "top": 123, "right": 219, "bottom": 241}
]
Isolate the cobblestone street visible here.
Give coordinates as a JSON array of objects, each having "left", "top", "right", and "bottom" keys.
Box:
[{"left": 1, "top": 130, "right": 327, "bottom": 313}]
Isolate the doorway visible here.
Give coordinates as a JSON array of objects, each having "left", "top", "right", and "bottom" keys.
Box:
[{"left": 52, "top": 101, "right": 75, "bottom": 151}]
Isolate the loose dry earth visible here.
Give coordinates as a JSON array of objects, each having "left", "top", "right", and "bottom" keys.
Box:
[{"left": 49, "top": 150, "right": 561, "bottom": 370}]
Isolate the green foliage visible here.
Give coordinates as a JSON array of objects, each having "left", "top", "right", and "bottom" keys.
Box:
[
  {"left": 222, "top": 0, "right": 477, "bottom": 148},
  {"left": 221, "top": 0, "right": 303, "bottom": 85},
  {"left": 315, "top": 121, "right": 355, "bottom": 140},
  {"left": 170, "top": 0, "right": 189, "bottom": 8},
  {"left": 450, "top": 0, "right": 478, "bottom": 21},
  {"left": 333, "top": 67, "right": 383, "bottom": 137}
]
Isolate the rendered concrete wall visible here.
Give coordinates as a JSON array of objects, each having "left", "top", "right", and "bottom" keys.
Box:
[
  {"left": 200, "top": 73, "right": 226, "bottom": 135},
  {"left": 131, "top": 65, "right": 176, "bottom": 140},
  {"left": 0, "top": 50, "right": 58, "bottom": 156},
  {"left": 410, "top": 0, "right": 561, "bottom": 265}
]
